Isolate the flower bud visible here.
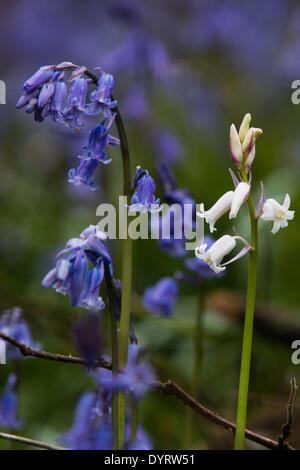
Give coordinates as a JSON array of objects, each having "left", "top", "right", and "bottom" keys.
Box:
[
  {"left": 238, "top": 113, "right": 251, "bottom": 142},
  {"left": 229, "top": 124, "right": 243, "bottom": 167}
]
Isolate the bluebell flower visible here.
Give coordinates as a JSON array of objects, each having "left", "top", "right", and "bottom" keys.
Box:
[
  {"left": 123, "top": 85, "right": 149, "bottom": 120},
  {"left": 0, "top": 374, "right": 23, "bottom": 430},
  {"left": 125, "top": 425, "right": 153, "bottom": 450},
  {"left": 81, "top": 262, "right": 105, "bottom": 312},
  {"left": 42, "top": 225, "right": 112, "bottom": 310},
  {"left": 143, "top": 277, "right": 178, "bottom": 317},
  {"left": 46, "top": 79, "right": 67, "bottom": 121},
  {"left": 82, "top": 117, "right": 120, "bottom": 164},
  {"left": 129, "top": 167, "right": 161, "bottom": 213},
  {"left": 37, "top": 81, "right": 55, "bottom": 109},
  {"left": 61, "top": 77, "right": 88, "bottom": 129},
  {"left": 0, "top": 307, "right": 40, "bottom": 359},
  {"left": 22, "top": 65, "right": 56, "bottom": 93},
  {"left": 61, "top": 391, "right": 113, "bottom": 450},
  {"left": 87, "top": 73, "right": 117, "bottom": 118},
  {"left": 68, "top": 158, "right": 99, "bottom": 191},
  {"left": 153, "top": 128, "right": 184, "bottom": 164}
]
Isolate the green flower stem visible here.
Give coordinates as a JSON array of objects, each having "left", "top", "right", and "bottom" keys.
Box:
[
  {"left": 104, "top": 268, "right": 119, "bottom": 449},
  {"left": 234, "top": 168, "right": 258, "bottom": 450},
  {"left": 113, "top": 103, "right": 133, "bottom": 449}
]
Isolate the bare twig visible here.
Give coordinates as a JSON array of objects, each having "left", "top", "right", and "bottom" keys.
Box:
[
  {"left": 0, "top": 331, "right": 111, "bottom": 370},
  {"left": 0, "top": 332, "right": 295, "bottom": 450},
  {"left": 0, "top": 431, "right": 65, "bottom": 450},
  {"left": 278, "top": 377, "right": 297, "bottom": 449}
]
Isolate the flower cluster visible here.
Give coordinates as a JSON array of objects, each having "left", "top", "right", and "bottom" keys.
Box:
[
  {"left": 42, "top": 225, "right": 112, "bottom": 311},
  {"left": 195, "top": 113, "right": 295, "bottom": 273},
  {"left": 17, "top": 64, "right": 120, "bottom": 191}
]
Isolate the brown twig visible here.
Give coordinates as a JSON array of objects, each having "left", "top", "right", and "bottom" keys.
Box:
[
  {"left": 0, "top": 431, "right": 65, "bottom": 450},
  {"left": 277, "top": 377, "right": 297, "bottom": 449},
  {"left": 0, "top": 331, "right": 111, "bottom": 370},
  {"left": 0, "top": 332, "right": 295, "bottom": 450}
]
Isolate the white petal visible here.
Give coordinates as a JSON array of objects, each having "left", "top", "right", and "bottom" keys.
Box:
[
  {"left": 229, "top": 182, "right": 250, "bottom": 219},
  {"left": 283, "top": 193, "right": 291, "bottom": 210},
  {"left": 238, "top": 113, "right": 251, "bottom": 142}
]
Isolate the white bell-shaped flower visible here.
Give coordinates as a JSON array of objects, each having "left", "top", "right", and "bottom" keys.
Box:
[
  {"left": 261, "top": 194, "right": 294, "bottom": 234},
  {"left": 195, "top": 235, "right": 237, "bottom": 273},
  {"left": 229, "top": 182, "right": 251, "bottom": 219},
  {"left": 198, "top": 191, "right": 234, "bottom": 233}
]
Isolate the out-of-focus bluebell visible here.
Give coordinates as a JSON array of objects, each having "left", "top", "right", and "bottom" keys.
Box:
[
  {"left": 123, "top": 85, "right": 149, "bottom": 120},
  {"left": 73, "top": 313, "right": 103, "bottom": 367},
  {"left": 129, "top": 167, "right": 161, "bottom": 213},
  {"left": 0, "top": 374, "right": 23, "bottom": 430},
  {"left": 143, "top": 277, "right": 178, "bottom": 317},
  {"left": 153, "top": 128, "right": 184, "bottom": 165},
  {"left": 61, "top": 391, "right": 113, "bottom": 450},
  {"left": 125, "top": 424, "right": 153, "bottom": 450},
  {"left": 0, "top": 307, "right": 40, "bottom": 359}
]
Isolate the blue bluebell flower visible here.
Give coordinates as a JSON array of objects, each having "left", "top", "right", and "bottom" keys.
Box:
[
  {"left": 0, "top": 307, "right": 40, "bottom": 359},
  {"left": 22, "top": 65, "right": 56, "bottom": 93},
  {"left": 143, "top": 277, "right": 178, "bottom": 317},
  {"left": 61, "top": 391, "right": 113, "bottom": 450},
  {"left": 68, "top": 158, "right": 99, "bottom": 191},
  {"left": 46, "top": 79, "right": 67, "bottom": 121},
  {"left": 42, "top": 225, "right": 112, "bottom": 310},
  {"left": 153, "top": 128, "right": 184, "bottom": 164},
  {"left": 82, "top": 117, "right": 120, "bottom": 164},
  {"left": 61, "top": 77, "right": 88, "bottom": 129},
  {"left": 81, "top": 262, "right": 105, "bottom": 312},
  {"left": 0, "top": 374, "right": 23, "bottom": 430},
  {"left": 129, "top": 167, "right": 161, "bottom": 213},
  {"left": 87, "top": 73, "right": 117, "bottom": 118}
]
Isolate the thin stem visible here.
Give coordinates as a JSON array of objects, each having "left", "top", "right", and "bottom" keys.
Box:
[
  {"left": 234, "top": 168, "right": 259, "bottom": 450},
  {"left": 112, "top": 99, "right": 133, "bottom": 449},
  {"left": 104, "top": 268, "right": 119, "bottom": 449}
]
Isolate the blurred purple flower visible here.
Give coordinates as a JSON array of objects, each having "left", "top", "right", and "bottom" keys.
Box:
[
  {"left": 153, "top": 128, "right": 184, "bottom": 164},
  {"left": 143, "top": 277, "right": 178, "bottom": 317},
  {"left": 0, "top": 374, "right": 23, "bottom": 430}
]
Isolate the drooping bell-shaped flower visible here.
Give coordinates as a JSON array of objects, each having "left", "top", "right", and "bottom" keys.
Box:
[
  {"left": 82, "top": 118, "right": 120, "bottom": 164},
  {"left": 129, "top": 168, "right": 161, "bottom": 213},
  {"left": 68, "top": 158, "right": 99, "bottom": 191},
  {"left": 185, "top": 237, "right": 222, "bottom": 279},
  {"left": 61, "top": 77, "right": 88, "bottom": 129},
  {"left": 47, "top": 79, "right": 67, "bottom": 121},
  {"left": 22, "top": 65, "right": 55, "bottom": 93},
  {"left": 198, "top": 191, "right": 234, "bottom": 233},
  {"left": 261, "top": 194, "right": 295, "bottom": 234},
  {"left": 142, "top": 277, "right": 178, "bottom": 317},
  {"left": 87, "top": 73, "right": 117, "bottom": 117},
  {"left": 195, "top": 235, "right": 252, "bottom": 274},
  {"left": 0, "top": 374, "right": 23, "bottom": 430},
  {"left": 80, "top": 262, "right": 105, "bottom": 312},
  {"left": 229, "top": 182, "right": 251, "bottom": 219}
]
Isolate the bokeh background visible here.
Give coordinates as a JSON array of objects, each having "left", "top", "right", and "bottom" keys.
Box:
[{"left": 0, "top": 0, "right": 300, "bottom": 450}]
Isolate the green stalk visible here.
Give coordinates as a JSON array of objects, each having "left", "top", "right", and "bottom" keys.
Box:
[
  {"left": 234, "top": 168, "right": 258, "bottom": 450},
  {"left": 104, "top": 269, "right": 119, "bottom": 449},
  {"left": 113, "top": 102, "right": 133, "bottom": 449}
]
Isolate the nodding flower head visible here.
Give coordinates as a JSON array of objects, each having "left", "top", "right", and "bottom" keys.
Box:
[
  {"left": 82, "top": 117, "right": 120, "bottom": 164},
  {"left": 198, "top": 191, "right": 234, "bottom": 233},
  {"left": 142, "top": 277, "right": 178, "bottom": 317},
  {"left": 129, "top": 167, "right": 161, "bottom": 213},
  {"left": 230, "top": 113, "right": 262, "bottom": 169},
  {"left": 22, "top": 65, "right": 56, "bottom": 93},
  {"left": 261, "top": 193, "right": 295, "bottom": 234},
  {"left": 42, "top": 225, "right": 111, "bottom": 310},
  {"left": 195, "top": 235, "right": 252, "bottom": 274},
  {"left": 68, "top": 158, "right": 99, "bottom": 191},
  {"left": 87, "top": 73, "right": 117, "bottom": 117}
]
